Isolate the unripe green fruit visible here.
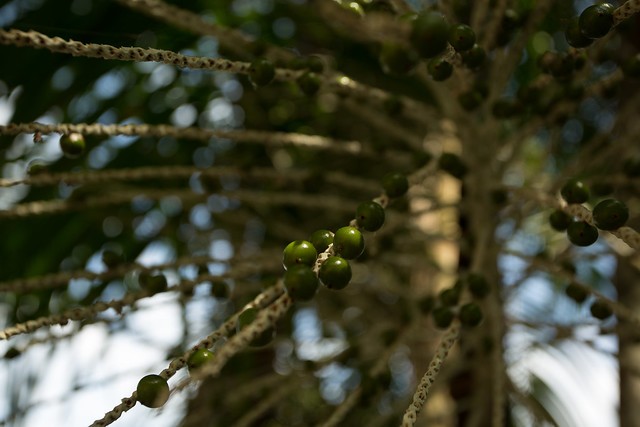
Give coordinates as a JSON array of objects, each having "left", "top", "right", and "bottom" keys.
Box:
[
  {"left": 249, "top": 58, "right": 275, "bottom": 86},
  {"left": 410, "top": 11, "right": 450, "bottom": 58},
  {"left": 319, "top": 256, "right": 352, "bottom": 290},
  {"left": 427, "top": 57, "right": 453, "bottom": 81},
  {"left": 459, "top": 303, "right": 483, "bottom": 327},
  {"left": 560, "top": 179, "right": 589, "bottom": 204},
  {"left": 579, "top": 3, "right": 615, "bottom": 39},
  {"left": 102, "top": 250, "right": 123, "bottom": 269},
  {"left": 309, "top": 229, "right": 334, "bottom": 253},
  {"left": 592, "top": 199, "right": 629, "bottom": 230},
  {"left": 210, "top": 281, "right": 229, "bottom": 299},
  {"left": 59, "top": 133, "right": 85, "bottom": 158},
  {"left": 136, "top": 374, "right": 170, "bottom": 408},
  {"left": 333, "top": 226, "right": 365, "bottom": 259},
  {"left": 448, "top": 24, "right": 476, "bottom": 51},
  {"left": 379, "top": 43, "right": 419, "bottom": 75},
  {"left": 283, "top": 240, "right": 317, "bottom": 269},
  {"left": 27, "top": 159, "right": 48, "bottom": 175},
  {"left": 566, "top": 221, "right": 598, "bottom": 246},
  {"left": 565, "top": 16, "right": 593, "bottom": 48},
  {"left": 590, "top": 299, "right": 613, "bottom": 320},
  {"left": 467, "top": 273, "right": 490, "bottom": 298},
  {"left": 382, "top": 173, "right": 409, "bottom": 198},
  {"left": 283, "top": 265, "right": 319, "bottom": 300},
  {"left": 432, "top": 306, "right": 454, "bottom": 329},
  {"left": 297, "top": 72, "right": 321, "bottom": 96},
  {"left": 549, "top": 209, "right": 573, "bottom": 231},
  {"left": 139, "top": 272, "right": 168, "bottom": 293},
  {"left": 355, "top": 201, "right": 385, "bottom": 232},
  {"left": 237, "top": 307, "right": 275, "bottom": 347},
  {"left": 418, "top": 295, "right": 436, "bottom": 314},
  {"left": 438, "top": 152, "right": 468, "bottom": 178},
  {"left": 187, "top": 348, "right": 215, "bottom": 374},
  {"left": 438, "top": 286, "right": 461, "bottom": 307},
  {"left": 461, "top": 44, "right": 485, "bottom": 68},
  {"left": 565, "top": 283, "right": 588, "bottom": 303}
]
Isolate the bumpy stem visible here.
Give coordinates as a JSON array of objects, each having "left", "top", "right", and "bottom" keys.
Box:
[
  {"left": 401, "top": 324, "right": 460, "bottom": 427},
  {"left": 614, "top": 0, "right": 640, "bottom": 24}
]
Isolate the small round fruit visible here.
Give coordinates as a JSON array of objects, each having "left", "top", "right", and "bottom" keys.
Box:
[
  {"left": 549, "top": 209, "right": 573, "bottom": 231},
  {"left": 432, "top": 306, "right": 454, "bottom": 329},
  {"left": 382, "top": 173, "right": 409, "bottom": 198},
  {"left": 461, "top": 44, "right": 486, "bottom": 68},
  {"left": 567, "top": 221, "right": 598, "bottom": 246},
  {"left": 448, "top": 24, "right": 476, "bottom": 51},
  {"left": 26, "top": 159, "right": 48, "bottom": 175},
  {"left": 565, "top": 16, "right": 593, "bottom": 48},
  {"left": 379, "top": 43, "right": 419, "bottom": 75},
  {"left": 592, "top": 199, "right": 629, "bottom": 230},
  {"left": 579, "top": 3, "right": 615, "bottom": 39},
  {"left": 297, "top": 72, "right": 321, "bottom": 96},
  {"left": 210, "top": 281, "right": 229, "bottom": 299},
  {"left": 249, "top": 58, "right": 275, "bottom": 86},
  {"left": 136, "top": 374, "right": 170, "bottom": 408},
  {"left": 237, "top": 307, "right": 275, "bottom": 346},
  {"left": 459, "top": 303, "right": 483, "bottom": 327},
  {"left": 438, "top": 152, "right": 468, "bottom": 178},
  {"left": 590, "top": 299, "right": 613, "bottom": 320},
  {"left": 309, "top": 230, "right": 334, "bottom": 253},
  {"left": 283, "top": 265, "right": 319, "bottom": 301},
  {"left": 187, "top": 348, "right": 215, "bottom": 374},
  {"left": 333, "top": 226, "right": 365, "bottom": 259},
  {"left": 59, "top": 133, "right": 85, "bottom": 158},
  {"left": 428, "top": 57, "right": 453, "bottom": 81},
  {"left": 418, "top": 295, "right": 436, "bottom": 314},
  {"left": 410, "top": 11, "right": 450, "bottom": 58},
  {"left": 283, "top": 240, "right": 317, "bottom": 269},
  {"left": 560, "top": 179, "right": 589, "bottom": 204},
  {"left": 438, "top": 287, "right": 460, "bottom": 307},
  {"left": 139, "top": 272, "right": 168, "bottom": 293},
  {"left": 319, "top": 256, "right": 352, "bottom": 290},
  {"left": 102, "top": 250, "right": 123, "bottom": 269},
  {"left": 355, "top": 201, "right": 385, "bottom": 232},
  {"left": 565, "top": 283, "right": 588, "bottom": 303},
  {"left": 467, "top": 273, "right": 490, "bottom": 298}
]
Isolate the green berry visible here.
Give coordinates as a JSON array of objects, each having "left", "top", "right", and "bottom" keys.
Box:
[
  {"left": 427, "top": 57, "right": 454, "bottom": 81},
  {"left": 549, "top": 209, "right": 573, "bottom": 231},
  {"left": 136, "top": 374, "right": 170, "bottom": 408},
  {"left": 459, "top": 303, "right": 483, "bottom": 327},
  {"left": 297, "top": 72, "right": 321, "bottom": 96},
  {"left": 382, "top": 173, "right": 409, "bottom": 198},
  {"left": 139, "top": 272, "right": 168, "bottom": 293},
  {"left": 432, "top": 306, "right": 454, "bottom": 329},
  {"left": 438, "top": 287, "right": 461, "bottom": 306},
  {"left": 59, "top": 133, "right": 85, "bottom": 158},
  {"left": 379, "top": 43, "right": 419, "bottom": 75},
  {"left": 210, "top": 281, "right": 229, "bottom": 299},
  {"left": 26, "top": 159, "right": 48, "bottom": 175},
  {"left": 560, "top": 179, "right": 589, "bottom": 204},
  {"left": 319, "top": 256, "right": 352, "bottom": 290},
  {"left": 624, "top": 54, "right": 640, "bottom": 78},
  {"left": 579, "top": 3, "right": 615, "bottom": 39},
  {"left": 592, "top": 199, "right": 629, "bottom": 230},
  {"left": 461, "top": 44, "right": 485, "bottom": 68},
  {"left": 467, "top": 273, "right": 490, "bottom": 298},
  {"left": 438, "top": 152, "right": 468, "bottom": 178},
  {"left": 283, "top": 240, "right": 317, "bottom": 269},
  {"left": 237, "top": 307, "right": 275, "bottom": 347},
  {"left": 590, "top": 299, "right": 613, "bottom": 320},
  {"left": 283, "top": 265, "right": 319, "bottom": 301},
  {"left": 548, "top": 52, "right": 574, "bottom": 80},
  {"left": 333, "top": 226, "right": 365, "bottom": 259},
  {"left": 102, "top": 250, "right": 123, "bottom": 269},
  {"left": 187, "top": 348, "right": 215, "bottom": 374},
  {"left": 418, "top": 295, "right": 436, "bottom": 314},
  {"left": 567, "top": 221, "right": 598, "bottom": 246},
  {"left": 565, "top": 16, "right": 593, "bottom": 48},
  {"left": 309, "top": 230, "right": 334, "bottom": 253},
  {"left": 410, "top": 11, "right": 450, "bottom": 58},
  {"left": 355, "top": 201, "right": 385, "bottom": 232},
  {"left": 565, "top": 283, "right": 588, "bottom": 303},
  {"left": 448, "top": 24, "right": 476, "bottom": 51},
  {"left": 249, "top": 58, "right": 275, "bottom": 86}
]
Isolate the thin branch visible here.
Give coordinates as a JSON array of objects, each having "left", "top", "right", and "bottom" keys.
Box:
[
  {"left": 614, "top": 0, "right": 640, "bottom": 24},
  {"left": 0, "top": 123, "right": 368, "bottom": 155},
  {"left": 401, "top": 323, "right": 460, "bottom": 427}
]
